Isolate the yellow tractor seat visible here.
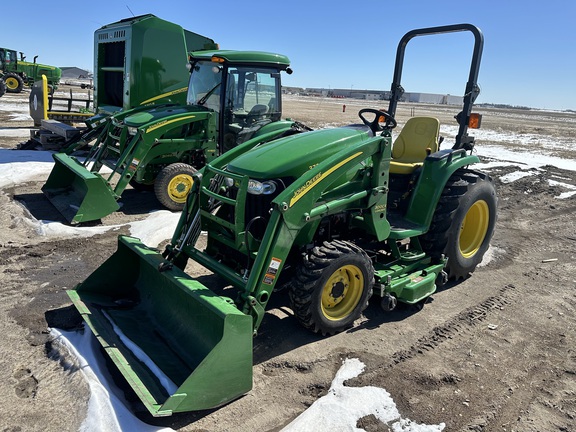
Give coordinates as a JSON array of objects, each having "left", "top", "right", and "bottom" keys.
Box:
[{"left": 390, "top": 117, "right": 440, "bottom": 175}]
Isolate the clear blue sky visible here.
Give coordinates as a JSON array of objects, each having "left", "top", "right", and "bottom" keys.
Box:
[{"left": 3, "top": 0, "right": 574, "bottom": 110}]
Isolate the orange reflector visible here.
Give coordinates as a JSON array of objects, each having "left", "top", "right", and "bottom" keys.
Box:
[
  {"left": 469, "top": 113, "right": 482, "bottom": 129},
  {"left": 211, "top": 56, "right": 225, "bottom": 63},
  {"left": 378, "top": 109, "right": 388, "bottom": 123}
]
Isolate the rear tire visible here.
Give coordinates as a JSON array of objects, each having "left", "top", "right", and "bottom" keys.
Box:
[
  {"left": 422, "top": 169, "right": 497, "bottom": 280},
  {"left": 154, "top": 163, "right": 197, "bottom": 211},
  {"left": 0, "top": 79, "right": 5, "bottom": 97},
  {"left": 289, "top": 240, "right": 374, "bottom": 335},
  {"left": 4, "top": 73, "right": 24, "bottom": 93}
]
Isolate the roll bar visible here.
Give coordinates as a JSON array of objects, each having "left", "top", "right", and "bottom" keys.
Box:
[{"left": 387, "top": 24, "right": 484, "bottom": 150}]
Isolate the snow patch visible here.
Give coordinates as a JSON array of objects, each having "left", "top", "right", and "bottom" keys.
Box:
[
  {"left": 50, "top": 328, "right": 174, "bottom": 432},
  {"left": 282, "top": 358, "right": 445, "bottom": 431},
  {"left": 499, "top": 171, "right": 536, "bottom": 183},
  {"left": 25, "top": 218, "right": 120, "bottom": 238},
  {"left": 548, "top": 179, "right": 576, "bottom": 199},
  {"left": 0, "top": 127, "right": 33, "bottom": 137},
  {"left": 0, "top": 149, "right": 55, "bottom": 187},
  {"left": 128, "top": 210, "right": 181, "bottom": 247},
  {"left": 22, "top": 211, "right": 180, "bottom": 248},
  {"left": 478, "top": 246, "right": 506, "bottom": 267}
]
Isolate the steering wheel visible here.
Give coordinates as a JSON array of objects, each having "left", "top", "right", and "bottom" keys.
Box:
[{"left": 358, "top": 108, "right": 397, "bottom": 133}]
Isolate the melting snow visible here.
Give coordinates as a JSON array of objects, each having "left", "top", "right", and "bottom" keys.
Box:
[
  {"left": 548, "top": 179, "right": 576, "bottom": 199},
  {"left": 499, "top": 171, "right": 536, "bottom": 183},
  {"left": 282, "top": 358, "right": 445, "bottom": 431},
  {"left": 22, "top": 210, "right": 180, "bottom": 248},
  {"left": 0, "top": 149, "right": 55, "bottom": 188},
  {"left": 50, "top": 328, "right": 175, "bottom": 432}
]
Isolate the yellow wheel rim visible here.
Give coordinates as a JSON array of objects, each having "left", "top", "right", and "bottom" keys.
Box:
[
  {"left": 321, "top": 264, "right": 364, "bottom": 321},
  {"left": 5, "top": 77, "right": 19, "bottom": 90},
  {"left": 459, "top": 200, "right": 489, "bottom": 258},
  {"left": 167, "top": 173, "right": 193, "bottom": 203}
]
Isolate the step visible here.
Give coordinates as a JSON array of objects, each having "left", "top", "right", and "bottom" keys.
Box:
[{"left": 40, "top": 119, "right": 81, "bottom": 140}]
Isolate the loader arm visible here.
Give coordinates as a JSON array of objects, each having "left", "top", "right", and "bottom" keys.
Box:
[{"left": 241, "top": 134, "right": 393, "bottom": 330}]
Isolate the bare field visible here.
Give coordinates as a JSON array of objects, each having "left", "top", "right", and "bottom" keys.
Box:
[{"left": 1, "top": 90, "right": 576, "bottom": 431}]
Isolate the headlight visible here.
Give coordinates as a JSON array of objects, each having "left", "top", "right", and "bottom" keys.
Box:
[
  {"left": 247, "top": 179, "right": 277, "bottom": 195},
  {"left": 127, "top": 126, "right": 138, "bottom": 135}
]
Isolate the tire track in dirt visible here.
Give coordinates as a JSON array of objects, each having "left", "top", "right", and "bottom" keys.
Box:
[
  {"left": 387, "top": 283, "right": 517, "bottom": 368},
  {"left": 352, "top": 269, "right": 576, "bottom": 431}
]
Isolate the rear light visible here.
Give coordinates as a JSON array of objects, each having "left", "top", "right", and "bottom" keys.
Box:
[{"left": 468, "top": 113, "right": 482, "bottom": 129}]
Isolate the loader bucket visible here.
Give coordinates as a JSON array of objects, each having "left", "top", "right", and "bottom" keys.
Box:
[
  {"left": 42, "top": 153, "right": 120, "bottom": 224},
  {"left": 67, "top": 235, "right": 254, "bottom": 416}
]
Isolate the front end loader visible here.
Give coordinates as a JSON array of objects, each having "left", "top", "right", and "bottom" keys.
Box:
[
  {"left": 66, "top": 24, "right": 497, "bottom": 416},
  {"left": 42, "top": 50, "right": 308, "bottom": 223}
]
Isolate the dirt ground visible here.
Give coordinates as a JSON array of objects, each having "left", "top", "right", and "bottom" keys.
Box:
[{"left": 1, "top": 88, "right": 575, "bottom": 432}]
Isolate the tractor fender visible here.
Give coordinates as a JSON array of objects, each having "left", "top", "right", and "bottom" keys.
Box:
[{"left": 404, "top": 149, "right": 480, "bottom": 228}]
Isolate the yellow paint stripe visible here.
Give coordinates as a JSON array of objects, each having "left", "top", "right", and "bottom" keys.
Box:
[
  {"left": 146, "top": 114, "right": 196, "bottom": 134},
  {"left": 139, "top": 87, "right": 188, "bottom": 105},
  {"left": 289, "top": 151, "right": 364, "bottom": 207}
]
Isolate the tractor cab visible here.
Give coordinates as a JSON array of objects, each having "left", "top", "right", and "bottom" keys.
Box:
[{"left": 187, "top": 50, "right": 291, "bottom": 153}]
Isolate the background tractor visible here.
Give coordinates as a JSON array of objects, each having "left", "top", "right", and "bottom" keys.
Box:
[
  {"left": 26, "top": 14, "right": 218, "bottom": 145},
  {"left": 65, "top": 24, "right": 497, "bottom": 416},
  {"left": 42, "top": 49, "right": 309, "bottom": 223},
  {"left": 0, "top": 47, "right": 61, "bottom": 93}
]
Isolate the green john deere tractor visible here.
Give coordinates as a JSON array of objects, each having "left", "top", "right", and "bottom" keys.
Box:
[
  {"left": 0, "top": 47, "right": 61, "bottom": 92},
  {"left": 27, "top": 14, "right": 218, "bottom": 144},
  {"left": 65, "top": 24, "right": 497, "bottom": 416},
  {"left": 42, "top": 49, "right": 308, "bottom": 224}
]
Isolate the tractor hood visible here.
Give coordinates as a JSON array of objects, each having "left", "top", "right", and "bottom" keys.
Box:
[
  {"left": 123, "top": 104, "right": 210, "bottom": 127},
  {"left": 228, "top": 126, "right": 372, "bottom": 179}
]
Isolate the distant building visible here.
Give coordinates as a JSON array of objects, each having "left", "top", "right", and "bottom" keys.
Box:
[
  {"left": 282, "top": 86, "right": 463, "bottom": 106},
  {"left": 60, "top": 67, "right": 92, "bottom": 79}
]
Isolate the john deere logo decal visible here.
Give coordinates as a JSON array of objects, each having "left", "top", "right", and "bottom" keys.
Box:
[{"left": 289, "top": 152, "right": 363, "bottom": 207}]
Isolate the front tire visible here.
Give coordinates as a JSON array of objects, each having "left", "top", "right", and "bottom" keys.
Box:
[
  {"left": 289, "top": 240, "right": 374, "bottom": 335},
  {"left": 154, "top": 163, "right": 197, "bottom": 211},
  {"left": 422, "top": 169, "right": 497, "bottom": 280},
  {"left": 4, "top": 73, "right": 24, "bottom": 93},
  {"left": 129, "top": 178, "right": 154, "bottom": 191}
]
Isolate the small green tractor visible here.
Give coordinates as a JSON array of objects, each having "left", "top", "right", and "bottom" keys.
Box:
[
  {"left": 66, "top": 24, "right": 497, "bottom": 416},
  {"left": 0, "top": 47, "right": 61, "bottom": 92},
  {"left": 42, "top": 49, "right": 307, "bottom": 224}
]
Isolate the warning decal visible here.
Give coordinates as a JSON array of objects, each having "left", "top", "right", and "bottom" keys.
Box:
[{"left": 262, "top": 257, "right": 282, "bottom": 285}]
